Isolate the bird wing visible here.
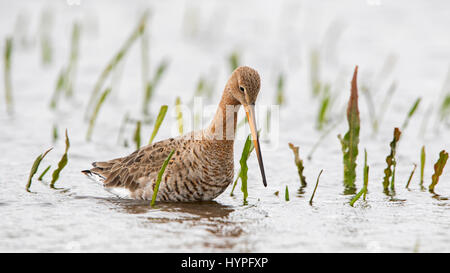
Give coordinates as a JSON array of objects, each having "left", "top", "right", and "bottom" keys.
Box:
[{"left": 88, "top": 138, "right": 180, "bottom": 192}]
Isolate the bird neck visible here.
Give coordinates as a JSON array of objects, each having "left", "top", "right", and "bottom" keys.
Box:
[{"left": 206, "top": 87, "right": 240, "bottom": 141}]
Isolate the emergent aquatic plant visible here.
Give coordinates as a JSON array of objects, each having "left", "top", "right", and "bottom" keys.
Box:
[
  {"left": 175, "top": 97, "right": 184, "bottom": 135},
  {"left": 309, "top": 169, "right": 324, "bottom": 205},
  {"left": 382, "top": 127, "right": 401, "bottom": 195},
  {"left": 405, "top": 164, "right": 417, "bottom": 189},
  {"left": 151, "top": 149, "right": 175, "bottom": 207},
  {"left": 142, "top": 59, "right": 169, "bottom": 116},
  {"left": 338, "top": 66, "right": 360, "bottom": 194},
  {"left": 4, "top": 37, "right": 13, "bottom": 114},
  {"left": 133, "top": 120, "right": 142, "bottom": 150},
  {"left": 50, "top": 129, "right": 70, "bottom": 189},
  {"left": 26, "top": 148, "right": 53, "bottom": 192},
  {"left": 275, "top": 74, "right": 285, "bottom": 107},
  {"left": 86, "top": 11, "right": 149, "bottom": 118},
  {"left": 420, "top": 146, "right": 426, "bottom": 189},
  {"left": 239, "top": 134, "right": 253, "bottom": 204},
  {"left": 230, "top": 134, "right": 255, "bottom": 197},
  {"left": 148, "top": 105, "right": 168, "bottom": 144},
  {"left": 350, "top": 149, "right": 369, "bottom": 207},
  {"left": 86, "top": 87, "right": 111, "bottom": 141},
  {"left": 288, "top": 143, "right": 307, "bottom": 187},
  {"left": 429, "top": 150, "right": 449, "bottom": 194},
  {"left": 402, "top": 97, "right": 421, "bottom": 130}
]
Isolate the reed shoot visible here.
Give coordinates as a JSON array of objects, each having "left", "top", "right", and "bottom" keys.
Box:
[
  {"left": 49, "top": 68, "right": 66, "bottom": 109},
  {"left": 402, "top": 97, "right": 421, "bottom": 130},
  {"left": 26, "top": 148, "right": 52, "bottom": 192},
  {"left": 4, "top": 37, "right": 13, "bottom": 114},
  {"left": 175, "top": 97, "right": 184, "bottom": 135},
  {"left": 276, "top": 74, "right": 285, "bottom": 106},
  {"left": 440, "top": 94, "right": 450, "bottom": 122},
  {"left": 38, "top": 165, "right": 51, "bottom": 181},
  {"left": 420, "top": 146, "right": 426, "bottom": 188},
  {"left": 317, "top": 84, "right": 331, "bottom": 130},
  {"left": 338, "top": 66, "right": 360, "bottom": 194},
  {"left": 149, "top": 105, "right": 168, "bottom": 144},
  {"left": 52, "top": 124, "right": 58, "bottom": 142},
  {"left": 50, "top": 129, "right": 70, "bottom": 189},
  {"left": 151, "top": 149, "right": 175, "bottom": 207},
  {"left": 64, "top": 22, "right": 81, "bottom": 97},
  {"left": 86, "top": 87, "right": 111, "bottom": 141},
  {"left": 382, "top": 128, "right": 401, "bottom": 194},
  {"left": 285, "top": 185, "right": 290, "bottom": 201},
  {"left": 86, "top": 11, "right": 149, "bottom": 118},
  {"left": 140, "top": 15, "right": 149, "bottom": 101},
  {"left": 309, "top": 49, "right": 321, "bottom": 97},
  {"left": 288, "top": 143, "right": 307, "bottom": 187},
  {"left": 405, "top": 164, "right": 417, "bottom": 189},
  {"left": 429, "top": 150, "right": 449, "bottom": 193},
  {"left": 230, "top": 136, "right": 255, "bottom": 197},
  {"left": 133, "top": 120, "right": 141, "bottom": 150},
  {"left": 117, "top": 112, "right": 129, "bottom": 144},
  {"left": 309, "top": 169, "right": 323, "bottom": 205},
  {"left": 239, "top": 134, "right": 253, "bottom": 204},
  {"left": 143, "top": 59, "right": 169, "bottom": 115},
  {"left": 229, "top": 51, "right": 239, "bottom": 72},
  {"left": 350, "top": 149, "right": 369, "bottom": 206}
]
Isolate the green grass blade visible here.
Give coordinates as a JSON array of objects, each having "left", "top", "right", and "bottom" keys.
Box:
[
  {"left": 230, "top": 138, "right": 256, "bottom": 197},
  {"left": 276, "top": 74, "right": 285, "bottom": 106},
  {"left": 288, "top": 143, "right": 307, "bottom": 187},
  {"left": 382, "top": 128, "right": 401, "bottom": 194},
  {"left": 52, "top": 124, "right": 58, "bottom": 142},
  {"left": 405, "top": 163, "right": 417, "bottom": 189},
  {"left": 175, "top": 97, "right": 183, "bottom": 135},
  {"left": 64, "top": 22, "right": 81, "bottom": 97},
  {"left": 38, "top": 165, "right": 51, "bottom": 181},
  {"left": 86, "top": 11, "right": 149, "bottom": 118},
  {"left": 310, "top": 49, "right": 321, "bottom": 97},
  {"left": 86, "top": 87, "right": 111, "bottom": 141},
  {"left": 151, "top": 149, "right": 175, "bottom": 207},
  {"left": 420, "top": 146, "right": 426, "bottom": 187},
  {"left": 351, "top": 149, "right": 369, "bottom": 206},
  {"left": 143, "top": 60, "right": 169, "bottom": 115},
  {"left": 149, "top": 105, "right": 168, "bottom": 144},
  {"left": 239, "top": 134, "right": 253, "bottom": 204},
  {"left": 338, "top": 66, "right": 360, "bottom": 194},
  {"left": 350, "top": 188, "right": 365, "bottom": 207},
  {"left": 4, "top": 37, "right": 13, "bottom": 114},
  {"left": 26, "top": 148, "right": 53, "bottom": 192},
  {"left": 50, "top": 129, "right": 70, "bottom": 189},
  {"left": 402, "top": 97, "right": 421, "bottom": 130},
  {"left": 133, "top": 120, "right": 141, "bottom": 150},
  {"left": 117, "top": 112, "right": 130, "bottom": 144},
  {"left": 309, "top": 169, "right": 323, "bottom": 205},
  {"left": 285, "top": 185, "right": 290, "bottom": 201},
  {"left": 429, "top": 150, "right": 449, "bottom": 193},
  {"left": 229, "top": 51, "right": 239, "bottom": 72},
  {"left": 363, "top": 149, "right": 369, "bottom": 200},
  {"left": 49, "top": 68, "right": 67, "bottom": 109}
]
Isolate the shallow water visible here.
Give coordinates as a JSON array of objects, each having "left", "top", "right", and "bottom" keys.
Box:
[{"left": 1, "top": 0, "right": 450, "bottom": 252}]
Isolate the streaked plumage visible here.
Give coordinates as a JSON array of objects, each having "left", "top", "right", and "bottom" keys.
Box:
[{"left": 83, "top": 66, "right": 266, "bottom": 201}]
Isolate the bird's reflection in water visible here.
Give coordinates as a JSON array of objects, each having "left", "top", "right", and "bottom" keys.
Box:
[
  {"left": 108, "top": 198, "right": 235, "bottom": 219},
  {"left": 110, "top": 198, "right": 248, "bottom": 249},
  {"left": 75, "top": 195, "right": 251, "bottom": 250}
]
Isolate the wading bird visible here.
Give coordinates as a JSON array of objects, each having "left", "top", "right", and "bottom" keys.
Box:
[{"left": 82, "top": 66, "right": 267, "bottom": 201}]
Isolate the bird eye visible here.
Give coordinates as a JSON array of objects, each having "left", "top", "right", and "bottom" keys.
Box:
[{"left": 239, "top": 86, "right": 245, "bottom": 92}]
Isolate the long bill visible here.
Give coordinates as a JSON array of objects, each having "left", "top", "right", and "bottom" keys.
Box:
[{"left": 244, "top": 104, "right": 267, "bottom": 187}]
